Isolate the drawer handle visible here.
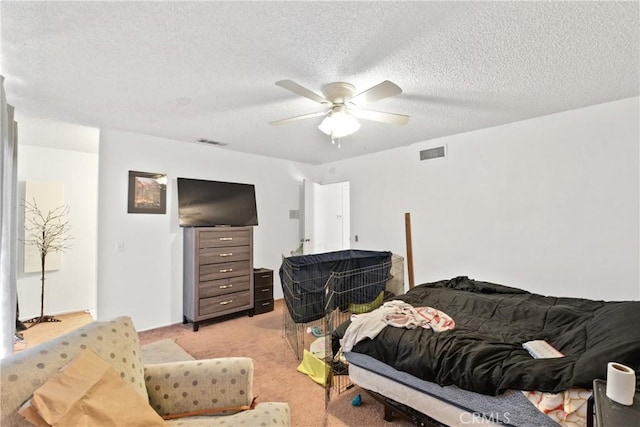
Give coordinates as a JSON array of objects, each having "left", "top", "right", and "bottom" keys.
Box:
[
  {"left": 219, "top": 237, "right": 233, "bottom": 241},
  {"left": 220, "top": 268, "right": 233, "bottom": 273},
  {"left": 219, "top": 300, "right": 233, "bottom": 305},
  {"left": 261, "top": 275, "right": 270, "bottom": 279},
  {"left": 219, "top": 284, "right": 233, "bottom": 289},
  {"left": 261, "top": 288, "right": 270, "bottom": 292},
  {"left": 219, "top": 253, "right": 233, "bottom": 257},
  {"left": 261, "top": 302, "right": 270, "bottom": 306}
]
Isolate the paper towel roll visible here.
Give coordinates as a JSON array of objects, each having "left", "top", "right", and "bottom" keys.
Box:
[{"left": 606, "top": 362, "right": 636, "bottom": 406}]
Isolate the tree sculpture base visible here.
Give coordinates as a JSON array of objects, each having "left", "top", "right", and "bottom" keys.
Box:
[
  {"left": 24, "top": 315, "right": 61, "bottom": 325},
  {"left": 16, "top": 318, "right": 28, "bottom": 332}
]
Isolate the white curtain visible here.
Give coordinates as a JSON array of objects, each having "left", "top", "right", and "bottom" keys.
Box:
[{"left": 0, "top": 75, "right": 18, "bottom": 358}]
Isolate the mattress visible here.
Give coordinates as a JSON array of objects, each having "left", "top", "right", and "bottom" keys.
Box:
[
  {"left": 342, "top": 276, "right": 640, "bottom": 394},
  {"left": 346, "top": 351, "right": 559, "bottom": 427}
]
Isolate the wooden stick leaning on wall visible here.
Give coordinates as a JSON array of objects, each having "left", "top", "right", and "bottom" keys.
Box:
[{"left": 404, "top": 212, "right": 415, "bottom": 289}]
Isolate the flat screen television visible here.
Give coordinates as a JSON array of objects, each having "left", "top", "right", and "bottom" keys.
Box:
[{"left": 177, "top": 178, "right": 258, "bottom": 227}]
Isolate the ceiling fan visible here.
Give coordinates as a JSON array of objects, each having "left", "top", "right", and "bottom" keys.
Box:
[{"left": 270, "top": 80, "right": 410, "bottom": 141}]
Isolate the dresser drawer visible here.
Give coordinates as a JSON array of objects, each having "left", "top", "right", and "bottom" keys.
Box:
[
  {"left": 199, "top": 291, "right": 251, "bottom": 317},
  {"left": 254, "top": 283, "right": 273, "bottom": 301},
  {"left": 254, "top": 269, "right": 273, "bottom": 286},
  {"left": 200, "top": 245, "right": 250, "bottom": 265},
  {"left": 199, "top": 229, "right": 251, "bottom": 248},
  {"left": 253, "top": 299, "right": 274, "bottom": 315},
  {"left": 200, "top": 276, "right": 251, "bottom": 299},
  {"left": 200, "top": 261, "right": 250, "bottom": 281}
]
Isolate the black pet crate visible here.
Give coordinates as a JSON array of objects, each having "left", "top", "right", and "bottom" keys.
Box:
[{"left": 280, "top": 250, "right": 404, "bottom": 401}]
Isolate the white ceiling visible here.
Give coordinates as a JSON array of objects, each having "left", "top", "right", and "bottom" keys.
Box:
[{"left": 2, "top": 1, "right": 638, "bottom": 165}]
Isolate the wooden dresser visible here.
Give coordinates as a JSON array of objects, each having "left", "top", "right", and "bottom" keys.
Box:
[{"left": 183, "top": 226, "right": 253, "bottom": 331}]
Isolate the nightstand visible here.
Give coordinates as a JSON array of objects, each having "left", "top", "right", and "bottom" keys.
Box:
[
  {"left": 253, "top": 268, "right": 274, "bottom": 315},
  {"left": 587, "top": 379, "right": 640, "bottom": 427}
]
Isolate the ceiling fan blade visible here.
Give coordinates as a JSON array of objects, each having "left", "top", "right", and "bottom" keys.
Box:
[
  {"left": 275, "top": 80, "right": 329, "bottom": 104},
  {"left": 349, "top": 80, "right": 403, "bottom": 105},
  {"left": 351, "top": 109, "right": 410, "bottom": 126},
  {"left": 269, "top": 110, "right": 328, "bottom": 126}
]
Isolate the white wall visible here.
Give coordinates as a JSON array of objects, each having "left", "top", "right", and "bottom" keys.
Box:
[
  {"left": 317, "top": 97, "right": 640, "bottom": 301},
  {"left": 16, "top": 116, "right": 99, "bottom": 319},
  {"left": 18, "top": 96, "right": 638, "bottom": 332},
  {"left": 97, "top": 129, "right": 314, "bottom": 330}
]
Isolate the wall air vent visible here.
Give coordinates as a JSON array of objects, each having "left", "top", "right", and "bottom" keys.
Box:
[
  {"left": 420, "top": 145, "right": 446, "bottom": 161},
  {"left": 197, "top": 138, "right": 228, "bottom": 147}
]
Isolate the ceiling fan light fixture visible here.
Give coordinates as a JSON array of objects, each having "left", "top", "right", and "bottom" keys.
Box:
[
  {"left": 272, "top": 79, "right": 408, "bottom": 142},
  {"left": 318, "top": 109, "right": 361, "bottom": 138}
]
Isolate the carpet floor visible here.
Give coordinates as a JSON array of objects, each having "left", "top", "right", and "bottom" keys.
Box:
[
  {"left": 138, "top": 300, "right": 416, "bottom": 427},
  {"left": 141, "top": 338, "right": 195, "bottom": 364}
]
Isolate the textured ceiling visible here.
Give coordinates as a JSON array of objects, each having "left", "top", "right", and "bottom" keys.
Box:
[{"left": 1, "top": 1, "right": 638, "bottom": 164}]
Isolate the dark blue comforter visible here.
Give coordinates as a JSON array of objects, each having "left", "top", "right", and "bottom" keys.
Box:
[{"left": 336, "top": 276, "right": 640, "bottom": 395}]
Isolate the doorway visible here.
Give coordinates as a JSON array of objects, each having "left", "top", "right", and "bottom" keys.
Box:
[{"left": 302, "top": 179, "right": 350, "bottom": 255}]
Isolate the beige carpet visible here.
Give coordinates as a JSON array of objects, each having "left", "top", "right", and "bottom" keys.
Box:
[
  {"left": 141, "top": 338, "right": 195, "bottom": 364},
  {"left": 14, "top": 311, "right": 94, "bottom": 352},
  {"left": 138, "top": 300, "right": 416, "bottom": 427}
]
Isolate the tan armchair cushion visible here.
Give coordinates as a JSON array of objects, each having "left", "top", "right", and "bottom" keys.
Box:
[
  {"left": 144, "top": 357, "right": 253, "bottom": 417},
  {"left": 164, "top": 402, "right": 291, "bottom": 426},
  {"left": 1, "top": 317, "right": 148, "bottom": 427},
  {"left": 18, "top": 349, "right": 165, "bottom": 427}
]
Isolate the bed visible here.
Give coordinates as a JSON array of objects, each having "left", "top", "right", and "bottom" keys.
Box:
[{"left": 332, "top": 276, "right": 640, "bottom": 426}]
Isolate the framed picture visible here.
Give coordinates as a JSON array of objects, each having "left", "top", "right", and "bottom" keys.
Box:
[{"left": 127, "top": 171, "right": 167, "bottom": 214}]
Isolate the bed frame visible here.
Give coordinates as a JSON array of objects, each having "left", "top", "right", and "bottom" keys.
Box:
[
  {"left": 365, "top": 390, "right": 447, "bottom": 427},
  {"left": 346, "top": 352, "right": 559, "bottom": 427}
]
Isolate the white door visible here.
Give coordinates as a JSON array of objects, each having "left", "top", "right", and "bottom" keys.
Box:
[
  {"left": 302, "top": 179, "right": 319, "bottom": 254},
  {"left": 302, "top": 179, "right": 350, "bottom": 255},
  {"left": 341, "top": 182, "right": 351, "bottom": 249}
]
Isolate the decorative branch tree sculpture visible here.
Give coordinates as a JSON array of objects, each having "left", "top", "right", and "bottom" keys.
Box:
[{"left": 23, "top": 199, "right": 72, "bottom": 325}]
